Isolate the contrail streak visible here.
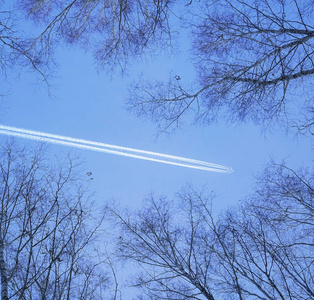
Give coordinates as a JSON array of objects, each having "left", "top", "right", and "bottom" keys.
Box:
[
  {"left": 0, "top": 125, "right": 233, "bottom": 173},
  {"left": 0, "top": 125, "right": 226, "bottom": 169}
]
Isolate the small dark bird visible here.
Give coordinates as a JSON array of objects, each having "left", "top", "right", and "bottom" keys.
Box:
[{"left": 175, "top": 75, "right": 181, "bottom": 80}]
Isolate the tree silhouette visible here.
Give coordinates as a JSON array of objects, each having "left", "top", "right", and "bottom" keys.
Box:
[
  {"left": 127, "top": 0, "right": 314, "bottom": 134},
  {"left": 113, "top": 162, "right": 314, "bottom": 299},
  {"left": 0, "top": 140, "right": 110, "bottom": 299}
]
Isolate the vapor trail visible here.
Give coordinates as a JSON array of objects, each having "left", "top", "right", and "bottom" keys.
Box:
[
  {"left": 0, "top": 125, "right": 233, "bottom": 173},
  {"left": 0, "top": 124, "right": 227, "bottom": 169}
]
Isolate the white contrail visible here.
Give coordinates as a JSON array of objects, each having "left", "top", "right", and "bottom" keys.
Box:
[
  {"left": 0, "top": 129, "right": 227, "bottom": 172},
  {"left": 0, "top": 124, "right": 228, "bottom": 170},
  {"left": 0, "top": 125, "right": 233, "bottom": 173}
]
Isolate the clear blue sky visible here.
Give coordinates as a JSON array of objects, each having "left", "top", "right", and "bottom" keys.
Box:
[
  {"left": 2, "top": 44, "right": 312, "bottom": 214},
  {"left": 1, "top": 3, "right": 312, "bottom": 299},
  {"left": 0, "top": 0, "right": 312, "bottom": 214}
]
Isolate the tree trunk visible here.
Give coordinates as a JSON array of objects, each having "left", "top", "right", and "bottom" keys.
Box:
[{"left": 0, "top": 240, "right": 8, "bottom": 300}]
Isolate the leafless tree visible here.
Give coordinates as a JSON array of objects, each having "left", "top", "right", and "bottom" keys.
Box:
[
  {"left": 0, "top": 140, "right": 112, "bottom": 299},
  {"left": 3, "top": 1, "right": 314, "bottom": 131},
  {"left": 0, "top": 9, "right": 50, "bottom": 92},
  {"left": 0, "top": 0, "right": 180, "bottom": 93},
  {"left": 127, "top": 0, "right": 314, "bottom": 134},
  {"left": 112, "top": 162, "right": 313, "bottom": 299},
  {"left": 112, "top": 191, "right": 217, "bottom": 300},
  {"left": 16, "top": 0, "right": 176, "bottom": 72},
  {"left": 208, "top": 162, "right": 314, "bottom": 299}
]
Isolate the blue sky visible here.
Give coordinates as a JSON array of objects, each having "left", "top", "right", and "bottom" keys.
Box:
[
  {"left": 0, "top": 2, "right": 312, "bottom": 299},
  {"left": 2, "top": 42, "right": 312, "bottom": 214}
]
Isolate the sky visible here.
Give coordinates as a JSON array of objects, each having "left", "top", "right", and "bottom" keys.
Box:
[
  {"left": 0, "top": 1, "right": 312, "bottom": 219},
  {"left": 1, "top": 42, "right": 313, "bottom": 216},
  {"left": 0, "top": 3, "right": 313, "bottom": 300}
]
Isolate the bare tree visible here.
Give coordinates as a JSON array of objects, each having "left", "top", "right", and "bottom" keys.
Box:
[
  {"left": 0, "top": 0, "right": 179, "bottom": 94},
  {"left": 3, "top": 1, "right": 314, "bottom": 132},
  {"left": 0, "top": 140, "right": 111, "bottom": 299},
  {"left": 16, "top": 0, "right": 177, "bottom": 72},
  {"left": 127, "top": 0, "right": 314, "bottom": 134},
  {"left": 0, "top": 9, "right": 50, "bottom": 92},
  {"left": 208, "top": 163, "right": 314, "bottom": 299},
  {"left": 112, "top": 191, "right": 217, "bottom": 300},
  {"left": 112, "top": 163, "right": 313, "bottom": 299}
]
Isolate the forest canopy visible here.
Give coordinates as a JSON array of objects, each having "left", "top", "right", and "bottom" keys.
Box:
[{"left": 0, "top": 0, "right": 313, "bottom": 133}]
